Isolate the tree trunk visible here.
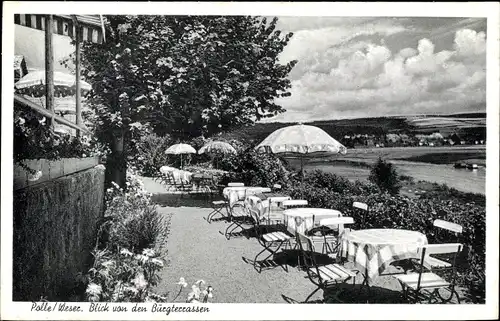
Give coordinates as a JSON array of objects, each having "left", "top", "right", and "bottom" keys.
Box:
[{"left": 107, "top": 130, "right": 127, "bottom": 189}]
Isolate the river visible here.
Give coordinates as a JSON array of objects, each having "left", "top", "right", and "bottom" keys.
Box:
[{"left": 303, "top": 160, "right": 486, "bottom": 195}]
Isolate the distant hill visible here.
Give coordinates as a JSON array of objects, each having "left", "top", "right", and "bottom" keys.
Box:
[
  {"left": 221, "top": 112, "right": 486, "bottom": 144},
  {"left": 435, "top": 112, "right": 486, "bottom": 118}
]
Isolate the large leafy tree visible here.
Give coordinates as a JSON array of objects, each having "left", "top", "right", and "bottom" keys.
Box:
[{"left": 70, "top": 15, "right": 297, "bottom": 186}]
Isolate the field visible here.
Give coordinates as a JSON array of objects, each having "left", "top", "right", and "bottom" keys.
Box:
[
  {"left": 406, "top": 116, "right": 486, "bottom": 135},
  {"left": 407, "top": 117, "right": 486, "bottom": 129},
  {"left": 307, "top": 145, "right": 487, "bottom": 166}
]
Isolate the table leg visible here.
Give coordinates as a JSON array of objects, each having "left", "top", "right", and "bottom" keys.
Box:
[{"left": 359, "top": 269, "right": 372, "bottom": 301}]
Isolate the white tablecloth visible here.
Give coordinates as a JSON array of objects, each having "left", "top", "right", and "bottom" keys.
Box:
[
  {"left": 244, "top": 194, "right": 291, "bottom": 221},
  {"left": 341, "top": 229, "right": 428, "bottom": 281},
  {"left": 283, "top": 208, "right": 343, "bottom": 235},
  {"left": 222, "top": 186, "right": 271, "bottom": 207},
  {"left": 160, "top": 166, "right": 192, "bottom": 184}
]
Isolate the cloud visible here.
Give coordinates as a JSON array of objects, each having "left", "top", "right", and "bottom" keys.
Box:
[
  {"left": 399, "top": 47, "right": 417, "bottom": 58},
  {"left": 454, "top": 29, "right": 486, "bottom": 57},
  {"left": 279, "top": 19, "right": 408, "bottom": 75},
  {"left": 270, "top": 19, "right": 486, "bottom": 122}
]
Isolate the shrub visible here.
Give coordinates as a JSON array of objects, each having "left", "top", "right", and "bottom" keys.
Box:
[
  {"left": 104, "top": 171, "right": 170, "bottom": 255},
  {"left": 399, "top": 174, "right": 415, "bottom": 183},
  {"left": 369, "top": 157, "right": 401, "bottom": 194},
  {"left": 303, "top": 170, "right": 373, "bottom": 195},
  {"left": 132, "top": 133, "right": 172, "bottom": 177},
  {"left": 14, "top": 104, "right": 106, "bottom": 174},
  {"left": 221, "top": 149, "right": 292, "bottom": 187}
]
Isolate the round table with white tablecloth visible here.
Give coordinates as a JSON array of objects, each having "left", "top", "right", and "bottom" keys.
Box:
[
  {"left": 283, "top": 207, "right": 343, "bottom": 235},
  {"left": 244, "top": 193, "right": 291, "bottom": 223},
  {"left": 159, "top": 166, "right": 193, "bottom": 184},
  {"left": 341, "top": 228, "right": 428, "bottom": 282},
  {"left": 222, "top": 186, "right": 271, "bottom": 208}
]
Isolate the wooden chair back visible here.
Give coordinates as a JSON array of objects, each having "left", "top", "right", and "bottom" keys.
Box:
[
  {"left": 352, "top": 202, "right": 368, "bottom": 211},
  {"left": 414, "top": 243, "right": 463, "bottom": 290},
  {"left": 433, "top": 219, "right": 463, "bottom": 243},
  {"left": 283, "top": 199, "right": 308, "bottom": 208},
  {"left": 319, "top": 216, "right": 355, "bottom": 237},
  {"left": 228, "top": 182, "right": 245, "bottom": 187},
  {"left": 352, "top": 201, "right": 368, "bottom": 227}
]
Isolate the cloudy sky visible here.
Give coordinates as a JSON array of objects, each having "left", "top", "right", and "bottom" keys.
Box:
[{"left": 266, "top": 17, "right": 487, "bottom": 122}]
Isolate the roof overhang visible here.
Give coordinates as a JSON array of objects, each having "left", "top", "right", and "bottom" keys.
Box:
[{"left": 14, "top": 14, "right": 106, "bottom": 44}]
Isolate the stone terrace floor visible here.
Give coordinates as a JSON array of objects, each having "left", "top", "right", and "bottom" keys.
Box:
[{"left": 141, "top": 177, "right": 465, "bottom": 304}]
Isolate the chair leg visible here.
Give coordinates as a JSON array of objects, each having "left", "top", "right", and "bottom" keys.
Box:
[
  {"left": 226, "top": 216, "right": 251, "bottom": 239},
  {"left": 224, "top": 222, "right": 237, "bottom": 239},
  {"left": 304, "top": 287, "right": 321, "bottom": 303},
  {"left": 206, "top": 207, "right": 223, "bottom": 223},
  {"left": 226, "top": 222, "right": 241, "bottom": 238},
  {"left": 437, "top": 285, "right": 461, "bottom": 304},
  {"left": 253, "top": 246, "right": 268, "bottom": 272},
  {"left": 254, "top": 241, "right": 286, "bottom": 273},
  {"left": 454, "top": 289, "right": 461, "bottom": 304},
  {"left": 428, "top": 289, "right": 437, "bottom": 303},
  {"left": 358, "top": 273, "right": 370, "bottom": 297}
]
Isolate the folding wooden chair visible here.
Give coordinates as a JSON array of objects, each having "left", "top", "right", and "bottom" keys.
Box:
[
  {"left": 433, "top": 220, "right": 463, "bottom": 241},
  {"left": 223, "top": 203, "right": 251, "bottom": 239},
  {"left": 247, "top": 200, "right": 293, "bottom": 273},
  {"left": 352, "top": 201, "right": 368, "bottom": 228},
  {"left": 254, "top": 196, "right": 300, "bottom": 228},
  {"left": 162, "top": 171, "right": 192, "bottom": 193},
  {"left": 206, "top": 200, "right": 229, "bottom": 223},
  {"left": 157, "top": 171, "right": 175, "bottom": 190},
  {"left": 423, "top": 220, "right": 463, "bottom": 270},
  {"left": 282, "top": 200, "right": 309, "bottom": 266},
  {"left": 223, "top": 188, "right": 252, "bottom": 239},
  {"left": 266, "top": 195, "right": 292, "bottom": 226},
  {"left": 394, "top": 243, "right": 463, "bottom": 304},
  {"left": 296, "top": 232, "right": 358, "bottom": 303},
  {"left": 392, "top": 219, "right": 463, "bottom": 274},
  {"left": 316, "top": 216, "right": 355, "bottom": 258}
]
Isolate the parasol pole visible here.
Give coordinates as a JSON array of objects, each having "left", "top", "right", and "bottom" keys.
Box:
[
  {"left": 44, "top": 14, "right": 55, "bottom": 130},
  {"left": 300, "top": 154, "right": 304, "bottom": 198},
  {"left": 73, "top": 15, "right": 82, "bottom": 137}
]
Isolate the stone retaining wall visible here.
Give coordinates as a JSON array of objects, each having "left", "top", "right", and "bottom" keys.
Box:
[{"left": 13, "top": 163, "right": 106, "bottom": 301}]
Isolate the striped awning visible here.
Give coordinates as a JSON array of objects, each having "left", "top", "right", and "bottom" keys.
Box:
[{"left": 14, "top": 14, "right": 105, "bottom": 44}]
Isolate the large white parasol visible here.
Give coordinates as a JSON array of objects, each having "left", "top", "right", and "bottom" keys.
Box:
[
  {"left": 165, "top": 143, "right": 197, "bottom": 169},
  {"left": 255, "top": 124, "right": 347, "bottom": 191},
  {"left": 198, "top": 141, "right": 237, "bottom": 155},
  {"left": 15, "top": 70, "right": 92, "bottom": 97},
  {"left": 198, "top": 141, "right": 237, "bottom": 169}
]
